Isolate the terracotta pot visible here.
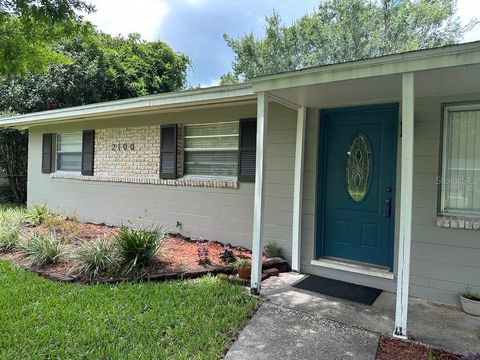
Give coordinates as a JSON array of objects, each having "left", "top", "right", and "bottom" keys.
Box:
[
  {"left": 237, "top": 267, "right": 251, "bottom": 280},
  {"left": 460, "top": 295, "right": 480, "bottom": 316}
]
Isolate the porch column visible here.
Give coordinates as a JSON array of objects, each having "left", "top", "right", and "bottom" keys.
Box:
[
  {"left": 250, "top": 92, "right": 269, "bottom": 294},
  {"left": 291, "top": 107, "right": 307, "bottom": 271},
  {"left": 394, "top": 72, "right": 415, "bottom": 338}
]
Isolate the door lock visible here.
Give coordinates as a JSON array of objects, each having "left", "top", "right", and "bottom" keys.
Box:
[{"left": 383, "top": 198, "right": 392, "bottom": 217}]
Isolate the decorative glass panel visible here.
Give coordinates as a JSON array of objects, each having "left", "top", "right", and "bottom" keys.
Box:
[{"left": 346, "top": 134, "right": 371, "bottom": 202}]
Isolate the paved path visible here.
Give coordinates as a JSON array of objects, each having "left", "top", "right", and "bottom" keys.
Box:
[{"left": 225, "top": 302, "right": 379, "bottom": 360}]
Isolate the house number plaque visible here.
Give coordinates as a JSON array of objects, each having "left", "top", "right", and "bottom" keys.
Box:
[{"left": 112, "top": 143, "right": 135, "bottom": 151}]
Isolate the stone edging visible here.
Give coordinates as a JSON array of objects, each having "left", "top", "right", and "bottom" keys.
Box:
[
  {"left": 29, "top": 257, "right": 290, "bottom": 284},
  {"left": 50, "top": 173, "right": 239, "bottom": 189},
  {"left": 436, "top": 216, "right": 480, "bottom": 230}
]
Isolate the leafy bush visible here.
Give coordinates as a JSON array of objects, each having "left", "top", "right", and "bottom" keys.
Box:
[
  {"left": 264, "top": 240, "right": 280, "bottom": 258},
  {"left": 233, "top": 259, "right": 251, "bottom": 269},
  {"left": 72, "top": 238, "right": 119, "bottom": 280},
  {"left": 0, "top": 226, "right": 20, "bottom": 253},
  {"left": 0, "top": 205, "right": 29, "bottom": 227},
  {"left": 21, "top": 234, "right": 64, "bottom": 267},
  {"left": 27, "top": 204, "right": 65, "bottom": 228},
  {"left": 26, "top": 203, "right": 49, "bottom": 226},
  {"left": 115, "top": 226, "right": 165, "bottom": 275}
]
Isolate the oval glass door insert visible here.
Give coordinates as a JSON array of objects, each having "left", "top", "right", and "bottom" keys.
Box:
[{"left": 346, "top": 133, "right": 371, "bottom": 202}]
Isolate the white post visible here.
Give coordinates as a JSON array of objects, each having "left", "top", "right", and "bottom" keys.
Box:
[
  {"left": 394, "top": 72, "right": 415, "bottom": 339},
  {"left": 250, "top": 92, "right": 269, "bottom": 294},
  {"left": 291, "top": 107, "right": 306, "bottom": 271}
]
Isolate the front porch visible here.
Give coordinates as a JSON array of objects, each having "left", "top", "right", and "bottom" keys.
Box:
[
  {"left": 252, "top": 273, "right": 480, "bottom": 356},
  {"left": 248, "top": 42, "right": 480, "bottom": 340}
]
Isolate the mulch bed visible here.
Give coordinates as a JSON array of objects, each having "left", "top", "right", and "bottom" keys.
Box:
[
  {"left": 2, "top": 220, "right": 289, "bottom": 284},
  {"left": 375, "top": 337, "right": 462, "bottom": 360}
]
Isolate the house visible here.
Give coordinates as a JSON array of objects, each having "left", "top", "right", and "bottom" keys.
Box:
[{"left": 2, "top": 41, "right": 480, "bottom": 338}]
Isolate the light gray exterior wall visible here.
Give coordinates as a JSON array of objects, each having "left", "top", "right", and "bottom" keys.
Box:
[
  {"left": 27, "top": 103, "right": 296, "bottom": 251},
  {"left": 26, "top": 93, "right": 480, "bottom": 305},
  {"left": 300, "top": 94, "right": 480, "bottom": 305}
]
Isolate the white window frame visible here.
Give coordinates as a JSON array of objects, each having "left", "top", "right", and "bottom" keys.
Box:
[
  {"left": 440, "top": 103, "right": 480, "bottom": 216},
  {"left": 55, "top": 132, "right": 83, "bottom": 174},
  {"left": 183, "top": 121, "right": 239, "bottom": 178}
]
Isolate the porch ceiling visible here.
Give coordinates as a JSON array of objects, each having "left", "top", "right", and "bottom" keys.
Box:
[{"left": 269, "top": 63, "right": 480, "bottom": 109}]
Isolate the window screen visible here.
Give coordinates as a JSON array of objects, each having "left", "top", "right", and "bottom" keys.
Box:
[
  {"left": 56, "top": 132, "right": 82, "bottom": 172},
  {"left": 184, "top": 122, "right": 238, "bottom": 177},
  {"left": 441, "top": 105, "right": 480, "bottom": 214}
]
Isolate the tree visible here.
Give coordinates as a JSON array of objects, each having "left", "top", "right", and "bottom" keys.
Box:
[
  {"left": 0, "top": 124, "right": 28, "bottom": 203},
  {"left": 0, "top": 0, "right": 94, "bottom": 76},
  {"left": 223, "top": 0, "right": 478, "bottom": 80},
  {"left": 0, "top": 27, "right": 191, "bottom": 114}
]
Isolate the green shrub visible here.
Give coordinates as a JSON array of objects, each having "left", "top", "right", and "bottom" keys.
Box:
[
  {"left": 115, "top": 226, "right": 165, "bottom": 275},
  {"left": 26, "top": 203, "right": 49, "bottom": 226},
  {"left": 21, "top": 234, "right": 64, "bottom": 267},
  {"left": 73, "top": 238, "right": 119, "bottom": 280},
  {"left": 0, "top": 226, "right": 20, "bottom": 253},
  {"left": 263, "top": 240, "right": 280, "bottom": 258},
  {"left": 233, "top": 259, "right": 251, "bottom": 269},
  {"left": 0, "top": 205, "right": 28, "bottom": 227},
  {"left": 27, "top": 204, "right": 65, "bottom": 228}
]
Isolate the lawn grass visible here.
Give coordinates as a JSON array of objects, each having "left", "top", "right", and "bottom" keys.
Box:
[{"left": 0, "top": 260, "right": 257, "bottom": 359}]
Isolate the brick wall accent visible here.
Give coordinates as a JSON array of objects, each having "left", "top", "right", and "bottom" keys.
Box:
[{"left": 94, "top": 126, "right": 160, "bottom": 178}]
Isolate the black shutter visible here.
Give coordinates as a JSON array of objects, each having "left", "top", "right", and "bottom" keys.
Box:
[
  {"left": 42, "top": 133, "right": 53, "bottom": 174},
  {"left": 238, "top": 118, "right": 257, "bottom": 182},
  {"left": 81, "top": 130, "right": 95, "bottom": 176},
  {"left": 160, "top": 125, "right": 177, "bottom": 179}
]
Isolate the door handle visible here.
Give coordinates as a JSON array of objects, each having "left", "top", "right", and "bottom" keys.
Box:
[{"left": 383, "top": 198, "right": 392, "bottom": 217}]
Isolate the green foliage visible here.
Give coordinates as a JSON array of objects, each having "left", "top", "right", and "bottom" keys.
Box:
[
  {"left": 0, "top": 28, "right": 190, "bottom": 114},
  {"left": 0, "top": 226, "right": 20, "bottom": 253},
  {"left": 72, "top": 238, "right": 119, "bottom": 280},
  {"left": 0, "top": 260, "right": 257, "bottom": 359},
  {"left": 264, "top": 240, "right": 280, "bottom": 258},
  {"left": 223, "top": 0, "right": 478, "bottom": 79},
  {"left": 233, "top": 259, "right": 251, "bottom": 269},
  {"left": 0, "top": 205, "right": 29, "bottom": 227},
  {"left": 461, "top": 288, "right": 480, "bottom": 302},
  {"left": 21, "top": 233, "right": 64, "bottom": 267},
  {"left": 26, "top": 203, "right": 65, "bottom": 227},
  {"left": 0, "top": 126, "right": 28, "bottom": 203},
  {"left": 219, "top": 72, "right": 240, "bottom": 85},
  {"left": 115, "top": 226, "right": 165, "bottom": 275},
  {"left": 0, "top": 0, "right": 94, "bottom": 76}
]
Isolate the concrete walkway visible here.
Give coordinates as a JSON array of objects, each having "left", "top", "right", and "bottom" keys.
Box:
[
  {"left": 225, "top": 273, "right": 480, "bottom": 359},
  {"left": 225, "top": 302, "right": 379, "bottom": 360}
]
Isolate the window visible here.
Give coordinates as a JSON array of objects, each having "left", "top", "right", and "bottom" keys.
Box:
[
  {"left": 441, "top": 104, "right": 480, "bottom": 214},
  {"left": 56, "top": 132, "right": 82, "bottom": 172},
  {"left": 184, "top": 122, "right": 239, "bottom": 177}
]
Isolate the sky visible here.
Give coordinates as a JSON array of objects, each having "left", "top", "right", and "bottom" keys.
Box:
[{"left": 86, "top": 0, "right": 480, "bottom": 88}]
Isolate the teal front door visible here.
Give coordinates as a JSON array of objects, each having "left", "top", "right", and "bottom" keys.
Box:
[{"left": 317, "top": 104, "right": 398, "bottom": 270}]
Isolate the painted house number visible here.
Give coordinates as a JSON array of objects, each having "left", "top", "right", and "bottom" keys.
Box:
[{"left": 112, "top": 143, "right": 135, "bottom": 151}]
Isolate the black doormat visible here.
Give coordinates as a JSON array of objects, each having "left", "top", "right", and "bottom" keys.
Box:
[{"left": 293, "top": 275, "right": 382, "bottom": 306}]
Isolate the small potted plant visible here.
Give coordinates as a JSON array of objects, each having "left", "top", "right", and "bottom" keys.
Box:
[
  {"left": 234, "top": 259, "right": 251, "bottom": 280},
  {"left": 460, "top": 288, "right": 480, "bottom": 316},
  {"left": 264, "top": 240, "right": 280, "bottom": 258}
]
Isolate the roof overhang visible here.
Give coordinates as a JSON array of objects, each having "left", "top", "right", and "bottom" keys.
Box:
[
  {"left": 2, "top": 41, "right": 480, "bottom": 129},
  {"left": 251, "top": 41, "right": 480, "bottom": 92},
  {"left": 0, "top": 83, "right": 255, "bottom": 129}
]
